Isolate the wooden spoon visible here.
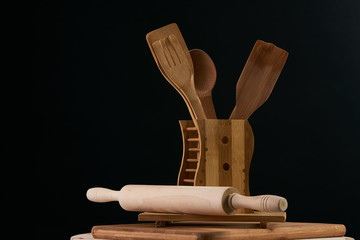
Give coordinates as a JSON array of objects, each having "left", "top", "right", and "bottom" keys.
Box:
[
  {"left": 230, "top": 40, "right": 288, "bottom": 119},
  {"left": 190, "top": 49, "right": 217, "bottom": 119}
]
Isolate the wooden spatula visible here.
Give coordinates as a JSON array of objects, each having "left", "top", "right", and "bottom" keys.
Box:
[
  {"left": 146, "top": 23, "right": 206, "bottom": 121},
  {"left": 152, "top": 35, "right": 206, "bottom": 120},
  {"left": 230, "top": 40, "right": 288, "bottom": 119}
]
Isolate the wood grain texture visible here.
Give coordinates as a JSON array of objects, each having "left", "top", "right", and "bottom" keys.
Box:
[
  {"left": 230, "top": 40, "right": 288, "bottom": 119},
  {"left": 91, "top": 222, "right": 346, "bottom": 240}
]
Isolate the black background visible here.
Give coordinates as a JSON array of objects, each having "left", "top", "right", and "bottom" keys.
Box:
[{"left": 33, "top": 0, "right": 359, "bottom": 239}]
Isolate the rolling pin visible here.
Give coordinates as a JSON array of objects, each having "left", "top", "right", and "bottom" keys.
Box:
[{"left": 87, "top": 185, "right": 287, "bottom": 215}]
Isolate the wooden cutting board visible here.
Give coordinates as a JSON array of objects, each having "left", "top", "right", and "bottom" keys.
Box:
[{"left": 91, "top": 222, "right": 346, "bottom": 240}]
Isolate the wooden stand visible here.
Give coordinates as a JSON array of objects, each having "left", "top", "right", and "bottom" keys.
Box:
[{"left": 138, "top": 212, "right": 286, "bottom": 228}]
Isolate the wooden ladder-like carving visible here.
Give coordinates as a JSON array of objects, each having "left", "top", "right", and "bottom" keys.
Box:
[{"left": 177, "top": 120, "right": 204, "bottom": 186}]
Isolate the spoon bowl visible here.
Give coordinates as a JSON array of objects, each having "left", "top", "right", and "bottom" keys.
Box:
[{"left": 190, "top": 49, "right": 217, "bottom": 119}]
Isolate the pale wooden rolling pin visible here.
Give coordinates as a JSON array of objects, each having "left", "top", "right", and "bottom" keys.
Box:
[{"left": 87, "top": 185, "right": 288, "bottom": 216}]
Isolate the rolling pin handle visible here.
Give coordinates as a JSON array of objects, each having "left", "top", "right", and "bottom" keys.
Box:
[
  {"left": 86, "top": 187, "right": 120, "bottom": 203},
  {"left": 228, "top": 193, "right": 288, "bottom": 212}
]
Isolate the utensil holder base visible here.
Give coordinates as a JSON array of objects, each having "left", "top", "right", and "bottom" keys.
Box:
[{"left": 138, "top": 212, "right": 286, "bottom": 228}]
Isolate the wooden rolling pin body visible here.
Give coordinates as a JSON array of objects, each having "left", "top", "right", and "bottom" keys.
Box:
[{"left": 87, "top": 185, "right": 287, "bottom": 216}]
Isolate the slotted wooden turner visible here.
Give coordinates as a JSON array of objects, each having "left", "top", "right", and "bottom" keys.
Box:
[
  {"left": 230, "top": 40, "right": 288, "bottom": 119},
  {"left": 146, "top": 23, "right": 206, "bottom": 121}
]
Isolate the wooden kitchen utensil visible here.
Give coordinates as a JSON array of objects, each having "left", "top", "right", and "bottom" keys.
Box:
[
  {"left": 152, "top": 35, "right": 206, "bottom": 120},
  {"left": 190, "top": 49, "right": 217, "bottom": 119},
  {"left": 146, "top": 24, "right": 194, "bottom": 120},
  {"left": 230, "top": 40, "right": 288, "bottom": 119},
  {"left": 87, "top": 185, "right": 287, "bottom": 215},
  {"left": 146, "top": 23, "right": 206, "bottom": 121}
]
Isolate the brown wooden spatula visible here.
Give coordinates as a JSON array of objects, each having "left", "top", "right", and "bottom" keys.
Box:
[
  {"left": 146, "top": 23, "right": 206, "bottom": 121},
  {"left": 230, "top": 40, "right": 288, "bottom": 119}
]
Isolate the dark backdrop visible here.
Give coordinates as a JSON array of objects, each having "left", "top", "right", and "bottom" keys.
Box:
[{"left": 33, "top": 0, "right": 360, "bottom": 239}]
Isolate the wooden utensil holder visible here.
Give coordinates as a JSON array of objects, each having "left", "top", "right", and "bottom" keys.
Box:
[
  {"left": 138, "top": 119, "right": 286, "bottom": 226},
  {"left": 177, "top": 119, "right": 254, "bottom": 213}
]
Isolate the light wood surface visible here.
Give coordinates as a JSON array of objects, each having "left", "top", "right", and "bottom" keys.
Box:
[
  {"left": 91, "top": 222, "right": 346, "bottom": 240},
  {"left": 230, "top": 40, "right": 288, "bottom": 119},
  {"left": 86, "top": 185, "right": 287, "bottom": 215},
  {"left": 190, "top": 49, "right": 217, "bottom": 119}
]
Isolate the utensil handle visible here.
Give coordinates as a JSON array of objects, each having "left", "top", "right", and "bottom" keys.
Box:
[
  {"left": 86, "top": 187, "right": 120, "bottom": 203},
  {"left": 229, "top": 106, "right": 240, "bottom": 119},
  {"left": 200, "top": 95, "right": 217, "bottom": 119},
  {"left": 182, "top": 83, "right": 207, "bottom": 120},
  {"left": 229, "top": 193, "right": 288, "bottom": 212}
]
